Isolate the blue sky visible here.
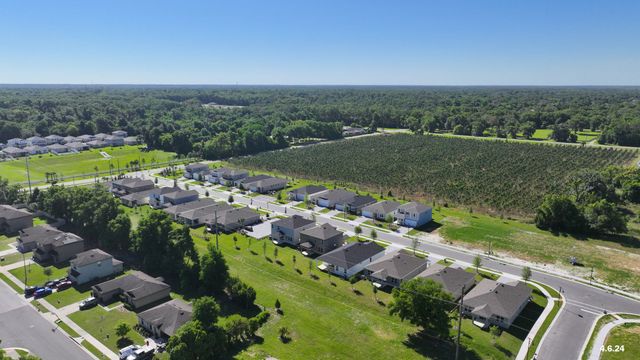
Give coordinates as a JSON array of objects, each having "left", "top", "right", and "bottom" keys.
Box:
[{"left": 0, "top": 0, "right": 638, "bottom": 85}]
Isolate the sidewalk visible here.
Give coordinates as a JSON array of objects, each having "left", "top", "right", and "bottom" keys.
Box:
[{"left": 588, "top": 319, "right": 640, "bottom": 360}]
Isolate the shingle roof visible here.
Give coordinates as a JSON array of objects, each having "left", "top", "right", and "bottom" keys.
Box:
[
  {"left": 463, "top": 279, "right": 532, "bottom": 320},
  {"left": 93, "top": 271, "right": 169, "bottom": 297},
  {"left": 38, "top": 232, "right": 84, "bottom": 247},
  {"left": 121, "top": 187, "right": 173, "bottom": 204},
  {"left": 185, "top": 163, "right": 209, "bottom": 172},
  {"left": 216, "top": 207, "right": 260, "bottom": 226},
  {"left": 252, "top": 177, "right": 287, "bottom": 189},
  {"left": 362, "top": 200, "right": 401, "bottom": 214},
  {"left": 288, "top": 185, "right": 327, "bottom": 196},
  {"left": 396, "top": 202, "right": 431, "bottom": 213},
  {"left": 318, "top": 241, "right": 385, "bottom": 269},
  {"left": 18, "top": 225, "right": 63, "bottom": 246},
  {"left": 164, "top": 189, "right": 199, "bottom": 201},
  {"left": 70, "top": 249, "right": 114, "bottom": 267},
  {"left": 345, "top": 195, "right": 376, "bottom": 208},
  {"left": 418, "top": 265, "right": 476, "bottom": 299},
  {"left": 0, "top": 205, "right": 32, "bottom": 220},
  {"left": 315, "top": 189, "right": 356, "bottom": 203},
  {"left": 178, "top": 203, "right": 234, "bottom": 221},
  {"left": 272, "top": 215, "right": 315, "bottom": 229},
  {"left": 137, "top": 299, "right": 192, "bottom": 337},
  {"left": 365, "top": 252, "right": 428, "bottom": 281},
  {"left": 300, "top": 223, "right": 343, "bottom": 240},
  {"left": 164, "top": 198, "right": 217, "bottom": 216},
  {"left": 239, "top": 174, "right": 271, "bottom": 185}
]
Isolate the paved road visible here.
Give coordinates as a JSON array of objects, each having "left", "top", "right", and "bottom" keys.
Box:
[{"left": 0, "top": 280, "right": 90, "bottom": 360}]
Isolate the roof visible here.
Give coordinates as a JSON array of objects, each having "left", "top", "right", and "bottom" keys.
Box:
[
  {"left": 315, "top": 189, "right": 356, "bottom": 203},
  {"left": 365, "top": 252, "right": 429, "bottom": 281},
  {"left": 418, "top": 265, "right": 476, "bottom": 299},
  {"left": 121, "top": 187, "right": 174, "bottom": 203},
  {"left": 252, "top": 177, "right": 287, "bottom": 189},
  {"left": 288, "top": 185, "right": 327, "bottom": 196},
  {"left": 65, "top": 142, "right": 88, "bottom": 148},
  {"left": 345, "top": 195, "right": 376, "bottom": 208},
  {"left": 239, "top": 174, "right": 271, "bottom": 185},
  {"left": 221, "top": 169, "right": 248, "bottom": 179},
  {"left": 70, "top": 249, "right": 114, "bottom": 268},
  {"left": 163, "top": 189, "right": 199, "bottom": 201},
  {"left": 0, "top": 205, "right": 32, "bottom": 220},
  {"left": 45, "top": 134, "right": 63, "bottom": 139},
  {"left": 300, "top": 223, "right": 343, "bottom": 240},
  {"left": 185, "top": 163, "right": 210, "bottom": 172},
  {"left": 272, "top": 215, "right": 315, "bottom": 230},
  {"left": 93, "top": 271, "right": 170, "bottom": 298},
  {"left": 215, "top": 207, "right": 260, "bottom": 226},
  {"left": 318, "top": 241, "right": 385, "bottom": 269},
  {"left": 18, "top": 225, "right": 63, "bottom": 245},
  {"left": 362, "top": 200, "right": 401, "bottom": 214},
  {"left": 2, "top": 147, "right": 27, "bottom": 154},
  {"left": 47, "top": 143, "right": 68, "bottom": 150},
  {"left": 38, "top": 232, "right": 84, "bottom": 248},
  {"left": 396, "top": 201, "right": 432, "bottom": 214},
  {"left": 137, "top": 299, "right": 192, "bottom": 337},
  {"left": 164, "top": 198, "right": 217, "bottom": 216},
  {"left": 27, "top": 136, "right": 45, "bottom": 141},
  {"left": 464, "top": 279, "right": 532, "bottom": 320},
  {"left": 178, "top": 203, "right": 234, "bottom": 221}
]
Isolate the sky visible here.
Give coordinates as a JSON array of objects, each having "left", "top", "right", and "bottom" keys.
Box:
[{"left": 0, "top": 0, "right": 639, "bottom": 85}]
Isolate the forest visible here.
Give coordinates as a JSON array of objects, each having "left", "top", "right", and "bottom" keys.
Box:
[{"left": 1, "top": 86, "right": 640, "bottom": 160}]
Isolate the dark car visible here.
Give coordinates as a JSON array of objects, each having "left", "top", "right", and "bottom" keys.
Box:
[
  {"left": 34, "top": 287, "right": 52, "bottom": 298},
  {"left": 24, "top": 286, "right": 39, "bottom": 297},
  {"left": 44, "top": 280, "right": 58, "bottom": 289},
  {"left": 56, "top": 281, "right": 73, "bottom": 291}
]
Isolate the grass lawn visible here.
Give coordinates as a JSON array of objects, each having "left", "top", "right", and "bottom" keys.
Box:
[
  {"left": 601, "top": 323, "right": 640, "bottom": 359},
  {"left": 118, "top": 204, "right": 158, "bottom": 230},
  {"left": 81, "top": 340, "right": 110, "bottom": 360},
  {"left": 362, "top": 220, "right": 394, "bottom": 232},
  {"left": 531, "top": 129, "right": 553, "bottom": 141},
  {"left": 319, "top": 208, "right": 331, "bottom": 214},
  {"left": 436, "top": 258, "right": 454, "bottom": 266},
  {"left": 56, "top": 320, "right": 81, "bottom": 337},
  {"left": 9, "top": 262, "right": 69, "bottom": 287},
  {"left": 0, "top": 234, "right": 17, "bottom": 251},
  {"left": 0, "top": 252, "right": 28, "bottom": 266},
  {"left": 0, "top": 273, "right": 23, "bottom": 293},
  {"left": 69, "top": 305, "right": 145, "bottom": 352},
  {"left": 45, "top": 286, "right": 92, "bottom": 309},
  {"left": 582, "top": 314, "right": 617, "bottom": 360},
  {"left": 577, "top": 130, "right": 601, "bottom": 143},
  {"left": 0, "top": 146, "right": 177, "bottom": 184},
  {"left": 31, "top": 299, "right": 50, "bottom": 313}
]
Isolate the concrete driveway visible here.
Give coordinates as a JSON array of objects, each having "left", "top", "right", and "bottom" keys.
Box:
[{"left": 245, "top": 219, "right": 274, "bottom": 239}]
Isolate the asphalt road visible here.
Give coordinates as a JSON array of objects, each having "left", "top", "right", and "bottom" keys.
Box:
[{"left": 0, "top": 281, "right": 90, "bottom": 360}]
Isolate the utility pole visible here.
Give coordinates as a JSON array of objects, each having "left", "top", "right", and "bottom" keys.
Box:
[
  {"left": 590, "top": 267, "right": 594, "bottom": 284},
  {"left": 214, "top": 210, "right": 219, "bottom": 249},
  {"left": 25, "top": 156, "right": 32, "bottom": 198},
  {"left": 455, "top": 285, "right": 465, "bottom": 360},
  {"left": 22, "top": 252, "right": 27, "bottom": 290}
]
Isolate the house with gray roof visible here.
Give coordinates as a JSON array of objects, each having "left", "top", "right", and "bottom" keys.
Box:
[
  {"left": 17, "top": 225, "right": 63, "bottom": 252},
  {"left": 111, "top": 178, "right": 155, "bottom": 196},
  {"left": 310, "top": 189, "right": 357, "bottom": 209},
  {"left": 336, "top": 194, "right": 377, "bottom": 214},
  {"left": 220, "top": 169, "right": 248, "bottom": 186},
  {"left": 184, "top": 163, "right": 210, "bottom": 180},
  {"left": 204, "top": 167, "right": 231, "bottom": 184},
  {"left": 23, "top": 145, "right": 48, "bottom": 155},
  {"left": 138, "top": 299, "right": 192, "bottom": 338},
  {"left": 77, "top": 134, "right": 95, "bottom": 143},
  {"left": 68, "top": 249, "right": 124, "bottom": 285},
  {"left": 26, "top": 136, "right": 47, "bottom": 147},
  {"left": 33, "top": 232, "right": 84, "bottom": 264},
  {"left": 245, "top": 177, "right": 288, "bottom": 194},
  {"left": 317, "top": 241, "right": 386, "bottom": 278},
  {"left": 0, "top": 205, "right": 33, "bottom": 235},
  {"left": 152, "top": 189, "right": 199, "bottom": 208},
  {"left": 362, "top": 200, "right": 401, "bottom": 221},
  {"left": 206, "top": 206, "right": 260, "bottom": 233},
  {"left": 62, "top": 136, "right": 78, "bottom": 144},
  {"left": 112, "top": 130, "right": 128, "bottom": 138},
  {"left": 120, "top": 187, "right": 174, "bottom": 207},
  {"left": 1, "top": 146, "right": 28, "bottom": 158},
  {"left": 175, "top": 202, "right": 234, "bottom": 227},
  {"left": 418, "top": 264, "right": 476, "bottom": 300},
  {"left": 236, "top": 174, "right": 271, "bottom": 188},
  {"left": 104, "top": 135, "right": 125, "bottom": 146},
  {"left": 364, "top": 251, "right": 429, "bottom": 288},
  {"left": 45, "top": 134, "right": 64, "bottom": 145},
  {"left": 270, "top": 215, "right": 316, "bottom": 245},
  {"left": 47, "top": 143, "right": 69, "bottom": 154},
  {"left": 65, "top": 142, "right": 89, "bottom": 152},
  {"left": 299, "top": 223, "right": 346, "bottom": 255},
  {"left": 164, "top": 198, "right": 217, "bottom": 218},
  {"left": 462, "top": 279, "right": 532, "bottom": 329},
  {"left": 92, "top": 271, "right": 171, "bottom": 310},
  {"left": 94, "top": 133, "right": 108, "bottom": 140},
  {"left": 7, "top": 138, "right": 26, "bottom": 148},
  {"left": 288, "top": 185, "right": 327, "bottom": 201},
  {"left": 393, "top": 202, "right": 432, "bottom": 228},
  {"left": 124, "top": 136, "right": 140, "bottom": 146},
  {"left": 87, "top": 139, "right": 107, "bottom": 148}
]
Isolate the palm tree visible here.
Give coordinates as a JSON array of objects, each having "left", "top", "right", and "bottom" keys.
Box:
[
  {"left": 233, "top": 235, "right": 238, "bottom": 249},
  {"left": 274, "top": 247, "right": 278, "bottom": 260}
]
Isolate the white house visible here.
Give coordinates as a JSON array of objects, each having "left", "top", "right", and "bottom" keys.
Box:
[
  {"left": 26, "top": 136, "right": 47, "bottom": 147},
  {"left": 7, "top": 138, "right": 27, "bottom": 148},
  {"left": 393, "top": 202, "right": 432, "bottom": 228},
  {"left": 45, "top": 134, "right": 64, "bottom": 145},
  {"left": 362, "top": 200, "right": 401, "bottom": 220},
  {"left": 68, "top": 249, "right": 124, "bottom": 285}
]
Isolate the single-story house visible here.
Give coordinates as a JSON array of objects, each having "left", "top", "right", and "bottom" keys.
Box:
[
  {"left": 220, "top": 169, "right": 248, "bottom": 186},
  {"left": 87, "top": 140, "right": 107, "bottom": 148},
  {"left": 310, "top": 189, "right": 357, "bottom": 209},
  {"left": 317, "top": 241, "right": 386, "bottom": 278},
  {"left": 33, "top": 232, "right": 84, "bottom": 264},
  {"left": 362, "top": 200, "right": 401, "bottom": 221},
  {"left": 184, "top": 163, "right": 211, "bottom": 180},
  {"left": 23, "top": 145, "right": 48, "bottom": 155},
  {"left": 0, "top": 205, "right": 33, "bottom": 235},
  {"left": 137, "top": 299, "right": 192, "bottom": 338},
  {"left": 270, "top": 215, "right": 316, "bottom": 245},
  {"left": 299, "top": 223, "right": 346, "bottom": 255},
  {"left": 45, "top": 134, "right": 64, "bottom": 145},
  {"left": 364, "top": 252, "right": 429, "bottom": 288},
  {"left": 206, "top": 206, "right": 260, "bottom": 233},
  {"left": 120, "top": 187, "right": 174, "bottom": 207},
  {"left": 1, "top": 146, "right": 28, "bottom": 158},
  {"left": 393, "top": 202, "right": 432, "bottom": 228},
  {"left": 111, "top": 178, "right": 155, "bottom": 197},
  {"left": 65, "top": 142, "right": 89, "bottom": 152},
  {"left": 26, "top": 136, "right": 47, "bottom": 147},
  {"left": 335, "top": 195, "right": 376, "bottom": 214},
  {"left": 418, "top": 264, "right": 476, "bottom": 301},
  {"left": 68, "top": 249, "right": 124, "bottom": 285},
  {"left": 62, "top": 136, "right": 78, "bottom": 144},
  {"left": 246, "top": 177, "right": 288, "bottom": 193},
  {"left": 236, "top": 174, "right": 271, "bottom": 189},
  {"left": 164, "top": 198, "right": 217, "bottom": 219},
  {"left": 462, "top": 279, "right": 532, "bottom": 329},
  {"left": 47, "top": 143, "right": 69, "bottom": 154},
  {"left": 124, "top": 136, "right": 140, "bottom": 146},
  {"left": 7, "top": 138, "right": 27, "bottom": 148},
  {"left": 91, "top": 271, "right": 171, "bottom": 310},
  {"left": 77, "top": 134, "right": 95, "bottom": 143},
  {"left": 152, "top": 189, "right": 199, "bottom": 208},
  {"left": 104, "top": 135, "right": 125, "bottom": 147},
  {"left": 175, "top": 202, "right": 234, "bottom": 227},
  {"left": 17, "top": 225, "right": 63, "bottom": 252},
  {"left": 342, "top": 126, "right": 367, "bottom": 137},
  {"left": 287, "top": 185, "right": 327, "bottom": 201},
  {"left": 112, "top": 130, "right": 128, "bottom": 138}
]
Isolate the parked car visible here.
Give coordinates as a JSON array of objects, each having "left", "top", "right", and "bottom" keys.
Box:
[
  {"left": 79, "top": 297, "right": 98, "bottom": 310},
  {"left": 34, "top": 287, "right": 52, "bottom": 298},
  {"left": 24, "top": 286, "right": 39, "bottom": 297},
  {"left": 119, "top": 345, "right": 139, "bottom": 360},
  {"left": 56, "top": 281, "right": 73, "bottom": 291},
  {"left": 44, "top": 280, "right": 58, "bottom": 289}
]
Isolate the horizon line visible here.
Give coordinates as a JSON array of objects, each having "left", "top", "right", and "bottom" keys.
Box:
[{"left": 1, "top": 83, "right": 640, "bottom": 88}]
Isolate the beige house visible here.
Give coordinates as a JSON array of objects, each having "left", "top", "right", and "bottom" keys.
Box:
[{"left": 33, "top": 232, "right": 84, "bottom": 264}]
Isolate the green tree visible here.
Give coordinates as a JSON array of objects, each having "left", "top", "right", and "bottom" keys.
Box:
[
  {"left": 278, "top": 326, "right": 290, "bottom": 341},
  {"left": 472, "top": 255, "right": 482, "bottom": 273},
  {"left": 104, "top": 213, "right": 131, "bottom": 250},
  {"left": 583, "top": 200, "right": 628, "bottom": 234},
  {"left": 489, "top": 325, "right": 501, "bottom": 345},
  {"left": 521, "top": 266, "right": 532, "bottom": 282},
  {"left": 535, "top": 194, "right": 585, "bottom": 232},
  {"left": 166, "top": 320, "right": 227, "bottom": 360},
  {"left": 228, "top": 194, "right": 234, "bottom": 203},
  {"left": 200, "top": 244, "right": 229, "bottom": 294},
  {"left": 370, "top": 229, "right": 377, "bottom": 241},
  {"left": 43, "top": 267, "right": 52, "bottom": 280},
  {"left": 115, "top": 322, "right": 130, "bottom": 339},
  {"left": 192, "top": 296, "right": 220, "bottom": 331},
  {"left": 354, "top": 226, "right": 362, "bottom": 240},
  {"left": 349, "top": 275, "right": 358, "bottom": 291}
]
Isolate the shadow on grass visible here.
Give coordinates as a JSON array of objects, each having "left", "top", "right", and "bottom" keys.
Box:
[
  {"left": 413, "top": 221, "right": 443, "bottom": 233},
  {"left": 506, "top": 300, "right": 544, "bottom": 341},
  {"left": 116, "top": 337, "right": 133, "bottom": 349},
  {"left": 403, "top": 332, "right": 481, "bottom": 360}
]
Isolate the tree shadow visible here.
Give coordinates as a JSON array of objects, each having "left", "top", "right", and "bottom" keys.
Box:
[
  {"left": 295, "top": 269, "right": 302, "bottom": 275},
  {"left": 403, "top": 332, "right": 482, "bottom": 360},
  {"left": 275, "top": 260, "right": 284, "bottom": 266},
  {"left": 250, "top": 250, "right": 258, "bottom": 256},
  {"left": 116, "top": 337, "right": 133, "bottom": 349},
  {"left": 265, "top": 257, "right": 273, "bottom": 263}
]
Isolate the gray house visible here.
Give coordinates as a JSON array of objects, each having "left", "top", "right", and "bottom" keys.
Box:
[
  {"left": 164, "top": 198, "right": 216, "bottom": 218},
  {"left": 153, "top": 189, "right": 199, "bottom": 207},
  {"left": 137, "top": 299, "right": 192, "bottom": 338},
  {"left": 311, "top": 189, "right": 356, "bottom": 209},
  {"left": 33, "top": 232, "right": 85, "bottom": 264},
  {"left": 66, "top": 142, "right": 89, "bottom": 152},
  {"left": 299, "top": 223, "right": 346, "bottom": 255},
  {"left": 220, "top": 169, "right": 248, "bottom": 186},
  {"left": 0, "top": 205, "right": 33, "bottom": 235},
  {"left": 462, "top": 279, "right": 532, "bottom": 329},
  {"left": 1, "top": 146, "right": 28, "bottom": 158},
  {"left": 336, "top": 195, "right": 377, "bottom": 214},
  {"left": 104, "top": 135, "right": 125, "bottom": 146},
  {"left": 270, "top": 215, "right": 316, "bottom": 245},
  {"left": 393, "top": 202, "right": 432, "bottom": 228},
  {"left": 184, "top": 163, "right": 210, "bottom": 180},
  {"left": 120, "top": 187, "right": 174, "bottom": 207},
  {"left": 362, "top": 200, "right": 401, "bottom": 220},
  {"left": 175, "top": 202, "right": 234, "bottom": 227},
  {"left": 47, "top": 143, "right": 69, "bottom": 154},
  {"left": 17, "top": 225, "right": 63, "bottom": 252},
  {"left": 45, "top": 135, "right": 64, "bottom": 144},
  {"left": 111, "top": 178, "right": 155, "bottom": 196},
  {"left": 92, "top": 271, "right": 171, "bottom": 310},
  {"left": 236, "top": 174, "right": 271, "bottom": 188},
  {"left": 26, "top": 136, "right": 47, "bottom": 147},
  {"left": 206, "top": 207, "right": 261, "bottom": 233},
  {"left": 317, "top": 241, "right": 386, "bottom": 278},
  {"left": 418, "top": 264, "right": 476, "bottom": 300},
  {"left": 288, "top": 185, "right": 327, "bottom": 201},
  {"left": 246, "top": 177, "right": 288, "bottom": 194},
  {"left": 364, "top": 252, "right": 429, "bottom": 288}
]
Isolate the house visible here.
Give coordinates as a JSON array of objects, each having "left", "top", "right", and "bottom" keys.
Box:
[
  {"left": 462, "top": 279, "right": 532, "bottom": 329},
  {"left": 65, "top": 142, "right": 89, "bottom": 152},
  {"left": 7, "top": 138, "right": 27, "bottom": 148},
  {"left": 124, "top": 136, "right": 140, "bottom": 146},
  {"left": 16, "top": 225, "right": 63, "bottom": 252},
  {"left": 236, "top": 174, "right": 271, "bottom": 188},
  {"left": 91, "top": 271, "right": 171, "bottom": 309},
  {"left": 418, "top": 264, "right": 476, "bottom": 301},
  {"left": 1, "top": 146, "right": 28, "bottom": 158},
  {"left": 45, "top": 134, "right": 64, "bottom": 145},
  {"left": 137, "top": 299, "right": 192, "bottom": 338},
  {"left": 317, "top": 241, "right": 386, "bottom": 278},
  {"left": 310, "top": 189, "right": 356, "bottom": 209},
  {"left": 246, "top": 177, "right": 288, "bottom": 194},
  {"left": 23, "top": 145, "right": 48, "bottom": 155},
  {"left": 94, "top": 133, "right": 108, "bottom": 140},
  {"left": 364, "top": 252, "right": 429, "bottom": 288},
  {"left": 342, "top": 126, "right": 367, "bottom": 137},
  {"left": 87, "top": 140, "right": 107, "bottom": 148},
  {"left": 220, "top": 169, "right": 248, "bottom": 186},
  {"left": 153, "top": 189, "right": 199, "bottom": 207},
  {"left": 26, "top": 136, "right": 47, "bottom": 147},
  {"left": 362, "top": 200, "right": 401, "bottom": 221},
  {"left": 299, "top": 223, "right": 346, "bottom": 255},
  {"left": 104, "top": 135, "right": 125, "bottom": 146},
  {"left": 163, "top": 198, "right": 217, "bottom": 219},
  {"left": 206, "top": 207, "right": 260, "bottom": 233},
  {"left": 62, "top": 136, "right": 77, "bottom": 144},
  {"left": 68, "top": 249, "right": 124, "bottom": 285},
  {"left": 33, "top": 232, "right": 84, "bottom": 264},
  {"left": 112, "top": 130, "right": 128, "bottom": 138},
  {"left": 175, "top": 202, "right": 234, "bottom": 227},
  {"left": 47, "top": 143, "right": 69, "bottom": 154},
  {"left": 288, "top": 185, "right": 327, "bottom": 201},
  {"left": 110, "top": 178, "right": 155, "bottom": 197},
  {"left": 120, "top": 187, "right": 174, "bottom": 207},
  {"left": 335, "top": 195, "right": 376, "bottom": 214},
  {"left": 393, "top": 202, "right": 432, "bottom": 228},
  {"left": 183, "top": 163, "right": 210, "bottom": 180},
  {"left": 77, "top": 134, "right": 95, "bottom": 143},
  {"left": 0, "top": 205, "right": 33, "bottom": 235},
  {"left": 270, "top": 215, "right": 316, "bottom": 245}
]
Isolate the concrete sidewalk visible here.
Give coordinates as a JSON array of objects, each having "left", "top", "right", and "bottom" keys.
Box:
[{"left": 588, "top": 319, "right": 640, "bottom": 360}]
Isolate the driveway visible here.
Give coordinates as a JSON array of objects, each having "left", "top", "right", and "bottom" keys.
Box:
[{"left": 245, "top": 219, "right": 274, "bottom": 239}]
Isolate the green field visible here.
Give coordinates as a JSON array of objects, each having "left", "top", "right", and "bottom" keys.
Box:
[
  {"left": 0, "top": 234, "right": 16, "bottom": 251},
  {"left": 69, "top": 305, "right": 145, "bottom": 352},
  {"left": 0, "top": 146, "right": 177, "bottom": 184},
  {"left": 601, "top": 323, "right": 640, "bottom": 360},
  {"left": 10, "top": 262, "right": 69, "bottom": 287}
]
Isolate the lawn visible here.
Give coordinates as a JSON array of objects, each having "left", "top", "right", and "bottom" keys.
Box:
[
  {"left": 0, "top": 234, "right": 17, "bottom": 251},
  {"left": 577, "top": 130, "right": 601, "bottom": 143},
  {"left": 68, "top": 305, "right": 146, "bottom": 353},
  {"left": 9, "top": 262, "right": 69, "bottom": 287},
  {"left": 31, "top": 299, "right": 50, "bottom": 313},
  {"left": 0, "top": 252, "right": 28, "bottom": 266},
  {"left": 601, "top": 323, "right": 640, "bottom": 360},
  {"left": 82, "top": 340, "right": 110, "bottom": 360},
  {"left": 0, "top": 273, "right": 23, "bottom": 293},
  {"left": 0, "top": 146, "right": 177, "bottom": 184},
  {"left": 530, "top": 129, "right": 553, "bottom": 141},
  {"left": 56, "top": 320, "right": 81, "bottom": 338},
  {"left": 45, "top": 286, "right": 92, "bottom": 309},
  {"left": 118, "top": 204, "right": 158, "bottom": 230}
]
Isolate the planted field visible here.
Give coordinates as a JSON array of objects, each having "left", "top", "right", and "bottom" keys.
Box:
[
  {"left": 231, "top": 134, "right": 637, "bottom": 214},
  {"left": 0, "top": 146, "right": 177, "bottom": 184}
]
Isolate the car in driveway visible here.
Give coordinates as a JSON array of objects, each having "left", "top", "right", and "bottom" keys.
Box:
[
  {"left": 79, "top": 297, "right": 98, "bottom": 310},
  {"left": 56, "top": 281, "right": 73, "bottom": 291},
  {"left": 24, "top": 286, "right": 42, "bottom": 297},
  {"left": 34, "top": 287, "right": 52, "bottom": 298}
]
